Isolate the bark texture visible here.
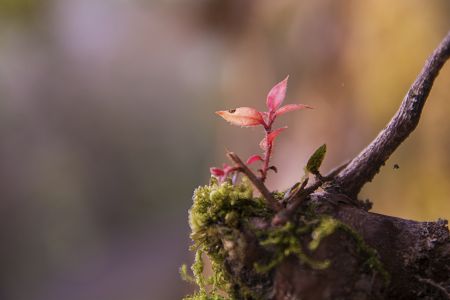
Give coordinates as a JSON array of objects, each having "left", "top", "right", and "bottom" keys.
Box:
[
  {"left": 217, "top": 190, "right": 450, "bottom": 299},
  {"left": 273, "top": 193, "right": 449, "bottom": 299}
]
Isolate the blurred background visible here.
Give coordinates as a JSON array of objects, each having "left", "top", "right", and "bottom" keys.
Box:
[{"left": 0, "top": 0, "right": 449, "bottom": 299}]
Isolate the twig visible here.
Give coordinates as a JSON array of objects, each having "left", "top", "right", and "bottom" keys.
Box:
[
  {"left": 322, "top": 159, "right": 350, "bottom": 181},
  {"left": 334, "top": 31, "right": 450, "bottom": 197},
  {"left": 416, "top": 276, "right": 450, "bottom": 299},
  {"left": 272, "top": 160, "right": 353, "bottom": 226},
  {"left": 271, "top": 178, "right": 323, "bottom": 226},
  {"left": 287, "top": 178, "right": 310, "bottom": 204},
  {"left": 227, "top": 152, "right": 281, "bottom": 211}
]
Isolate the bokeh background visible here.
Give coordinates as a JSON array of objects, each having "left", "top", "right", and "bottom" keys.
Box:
[{"left": 0, "top": 0, "right": 449, "bottom": 299}]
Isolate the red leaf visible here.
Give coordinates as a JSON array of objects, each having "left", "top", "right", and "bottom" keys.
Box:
[
  {"left": 210, "top": 167, "right": 225, "bottom": 177},
  {"left": 222, "top": 163, "right": 234, "bottom": 174},
  {"left": 216, "top": 107, "right": 264, "bottom": 127},
  {"left": 259, "top": 127, "right": 287, "bottom": 150},
  {"left": 275, "top": 104, "right": 313, "bottom": 117},
  {"left": 246, "top": 155, "right": 264, "bottom": 165},
  {"left": 266, "top": 76, "right": 289, "bottom": 113}
]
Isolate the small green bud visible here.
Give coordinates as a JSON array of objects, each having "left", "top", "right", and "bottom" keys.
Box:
[{"left": 306, "top": 144, "right": 327, "bottom": 174}]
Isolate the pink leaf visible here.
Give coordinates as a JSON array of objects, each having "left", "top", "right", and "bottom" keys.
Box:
[
  {"left": 246, "top": 155, "right": 264, "bottom": 165},
  {"left": 275, "top": 104, "right": 313, "bottom": 117},
  {"left": 266, "top": 76, "right": 289, "bottom": 113},
  {"left": 216, "top": 107, "right": 264, "bottom": 127},
  {"left": 210, "top": 167, "right": 225, "bottom": 177},
  {"left": 222, "top": 163, "right": 234, "bottom": 174},
  {"left": 259, "top": 127, "right": 287, "bottom": 150}
]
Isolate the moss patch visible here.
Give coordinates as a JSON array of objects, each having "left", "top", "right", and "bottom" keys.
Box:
[
  {"left": 183, "top": 177, "right": 271, "bottom": 299},
  {"left": 182, "top": 178, "right": 389, "bottom": 299},
  {"left": 336, "top": 222, "right": 391, "bottom": 284},
  {"left": 254, "top": 221, "right": 330, "bottom": 273},
  {"left": 309, "top": 216, "right": 339, "bottom": 251}
]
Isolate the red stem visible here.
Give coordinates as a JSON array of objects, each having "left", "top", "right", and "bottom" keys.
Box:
[{"left": 260, "top": 115, "right": 274, "bottom": 182}]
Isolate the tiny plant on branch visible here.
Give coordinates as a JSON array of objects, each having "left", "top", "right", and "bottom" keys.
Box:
[
  {"left": 214, "top": 76, "right": 312, "bottom": 183},
  {"left": 183, "top": 31, "right": 450, "bottom": 300},
  {"left": 183, "top": 76, "right": 356, "bottom": 300}
]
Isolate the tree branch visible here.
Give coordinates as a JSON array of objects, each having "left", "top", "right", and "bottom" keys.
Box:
[
  {"left": 227, "top": 152, "right": 281, "bottom": 211},
  {"left": 334, "top": 31, "right": 450, "bottom": 197},
  {"left": 416, "top": 276, "right": 450, "bottom": 299},
  {"left": 272, "top": 162, "right": 352, "bottom": 226}
]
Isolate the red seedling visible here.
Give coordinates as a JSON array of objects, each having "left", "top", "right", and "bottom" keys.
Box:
[{"left": 212, "top": 76, "right": 312, "bottom": 182}]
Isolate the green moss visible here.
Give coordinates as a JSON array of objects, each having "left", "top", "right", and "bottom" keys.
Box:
[
  {"left": 182, "top": 178, "right": 389, "bottom": 299},
  {"left": 308, "top": 215, "right": 390, "bottom": 285},
  {"left": 308, "top": 215, "right": 390, "bottom": 284},
  {"left": 309, "top": 216, "right": 339, "bottom": 251},
  {"left": 183, "top": 177, "right": 271, "bottom": 300},
  {"left": 193, "top": 250, "right": 206, "bottom": 291},
  {"left": 183, "top": 291, "right": 228, "bottom": 300},
  {"left": 337, "top": 222, "right": 391, "bottom": 285},
  {"left": 272, "top": 191, "right": 285, "bottom": 201},
  {"left": 180, "top": 264, "right": 195, "bottom": 284},
  {"left": 254, "top": 215, "right": 389, "bottom": 286},
  {"left": 255, "top": 221, "right": 330, "bottom": 273}
]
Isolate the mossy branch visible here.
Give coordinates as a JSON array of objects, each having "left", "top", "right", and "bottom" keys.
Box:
[
  {"left": 227, "top": 151, "right": 281, "bottom": 211},
  {"left": 334, "top": 30, "right": 450, "bottom": 197}
]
